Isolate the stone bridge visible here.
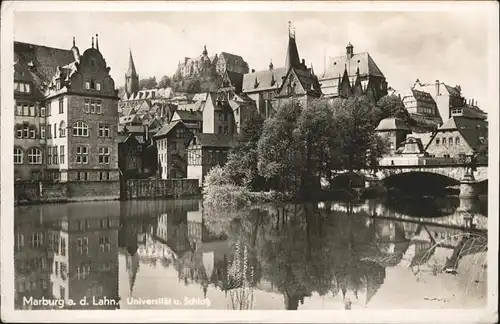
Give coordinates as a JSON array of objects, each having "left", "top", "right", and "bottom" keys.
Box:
[{"left": 366, "top": 165, "right": 488, "bottom": 183}]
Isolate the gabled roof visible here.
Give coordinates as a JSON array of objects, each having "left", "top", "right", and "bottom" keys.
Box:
[
  {"left": 322, "top": 52, "right": 384, "bottom": 79},
  {"left": 154, "top": 120, "right": 184, "bottom": 138},
  {"left": 191, "top": 133, "right": 234, "bottom": 148},
  {"left": 409, "top": 132, "right": 433, "bottom": 148},
  {"left": 219, "top": 52, "right": 246, "bottom": 63},
  {"left": 409, "top": 89, "right": 436, "bottom": 103},
  {"left": 241, "top": 67, "right": 287, "bottom": 93},
  {"left": 375, "top": 117, "right": 411, "bottom": 131},
  {"left": 224, "top": 71, "right": 244, "bottom": 93},
  {"left": 120, "top": 114, "right": 140, "bottom": 125},
  {"left": 173, "top": 109, "right": 203, "bottom": 122},
  {"left": 191, "top": 93, "right": 208, "bottom": 102},
  {"left": 437, "top": 116, "right": 488, "bottom": 151}
]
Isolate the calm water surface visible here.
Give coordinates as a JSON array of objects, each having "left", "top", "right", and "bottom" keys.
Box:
[{"left": 14, "top": 196, "right": 488, "bottom": 310}]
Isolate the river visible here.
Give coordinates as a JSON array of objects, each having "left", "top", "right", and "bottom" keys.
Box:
[{"left": 14, "top": 195, "right": 488, "bottom": 310}]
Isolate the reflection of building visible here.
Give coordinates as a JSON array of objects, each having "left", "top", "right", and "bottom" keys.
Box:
[{"left": 15, "top": 203, "right": 121, "bottom": 309}]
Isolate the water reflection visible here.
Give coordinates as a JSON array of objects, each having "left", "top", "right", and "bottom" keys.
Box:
[{"left": 14, "top": 196, "right": 487, "bottom": 310}]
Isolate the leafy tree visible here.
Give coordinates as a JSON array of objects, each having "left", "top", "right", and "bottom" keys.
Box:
[
  {"left": 376, "top": 94, "right": 406, "bottom": 121},
  {"left": 139, "top": 76, "right": 157, "bottom": 90},
  {"left": 158, "top": 75, "right": 172, "bottom": 88},
  {"left": 225, "top": 108, "right": 266, "bottom": 190}
]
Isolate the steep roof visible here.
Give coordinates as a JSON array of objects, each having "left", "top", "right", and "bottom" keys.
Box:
[
  {"left": 154, "top": 120, "right": 183, "bottom": 138},
  {"left": 437, "top": 116, "right": 488, "bottom": 151},
  {"left": 225, "top": 71, "right": 244, "bottom": 93},
  {"left": 322, "top": 52, "right": 384, "bottom": 79},
  {"left": 410, "top": 89, "right": 436, "bottom": 103},
  {"left": 219, "top": 52, "right": 245, "bottom": 62},
  {"left": 375, "top": 117, "right": 411, "bottom": 131},
  {"left": 127, "top": 49, "right": 137, "bottom": 77},
  {"left": 285, "top": 35, "right": 301, "bottom": 70},
  {"left": 192, "top": 133, "right": 234, "bottom": 148},
  {"left": 14, "top": 41, "right": 74, "bottom": 95},
  {"left": 241, "top": 67, "right": 287, "bottom": 93}
]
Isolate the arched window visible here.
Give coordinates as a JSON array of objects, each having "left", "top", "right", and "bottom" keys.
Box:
[
  {"left": 455, "top": 137, "right": 460, "bottom": 145},
  {"left": 27, "top": 148, "right": 42, "bottom": 164},
  {"left": 72, "top": 121, "right": 89, "bottom": 137},
  {"left": 60, "top": 121, "right": 66, "bottom": 137},
  {"left": 14, "top": 148, "right": 23, "bottom": 164}
]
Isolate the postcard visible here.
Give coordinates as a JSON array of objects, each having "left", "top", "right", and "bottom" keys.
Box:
[{"left": 1, "top": 1, "right": 498, "bottom": 323}]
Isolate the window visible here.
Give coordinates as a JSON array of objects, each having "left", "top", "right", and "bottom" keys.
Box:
[
  {"left": 47, "top": 124, "right": 52, "bottom": 139},
  {"left": 29, "top": 126, "right": 36, "bottom": 139},
  {"left": 29, "top": 105, "right": 36, "bottom": 116},
  {"left": 16, "top": 105, "right": 22, "bottom": 116},
  {"left": 59, "top": 98, "right": 64, "bottom": 114},
  {"left": 56, "top": 80, "right": 61, "bottom": 90},
  {"left": 224, "top": 126, "right": 228, "bottom": 135},
  {"left": 442, "top": 138, "right": 447, "bottom": 144},
  {"left": 40, "top": 125, "right": 45, "bottom": 139},
  {"left": 22, "top": 124, "right": 29, "bottom": 138},
  {"left": 101, "top": 261, "right": 111, "bottom": 271},
  {"left": 53, "top": 123, "right": 57, "bottom": 138},
  {"left": 72, "top": 121, "right": 89, "bottom": 137},
  {"left": 99, "top": 171, "right": 109, "bottom": 181},
  {"left": 448, "top": 137, "right": 453, "bottom": 145},
  {"left": 60, "top": 145, "right": 65, "bottom": 164},
  {"left": 59, "top": 121, "right": 66, "bottom": 137},
  {"left": 84, "top": 99, "right": 90, "bottom": 113},
  {"left": 47, "top": 146, "right": 52, "bottom": 165},
  {"left": 85, "top": 81, "right": 90, "bottom": 90},
  {"left": 77, "top": 264, "right": 91, "bottom": 280},
  {"left": 436, "top": 138, "right": 440, "bottom": 145},
  {"left": 76, "top": 146, "right": 89, "bottom": 164},
  {"left": 14, "top": 148, "right": 23, "bottom": 164},
  {"left": 99, "top": 147, "right": 110, "bottom": 164},
  {"left": 60, "top": 237, "right": 66, "bottom": 256},
  {"left": 27, "top": 148, "right": 42, "bottom": 164},
  {"left": 52, "top": 146, "right": 58, "bottom": 164},
  {"left": 23, "top": 105, "right": 29, "bottom": 116},
  {"left": 218, "top": 126, "right": 223, "bottom": 134},
  {"left": 40, "top": 106, "right": 46, "bottom": 116},
  {"left": 15, "top": 125, "right": 22, "bottom": 138},
  {"left": 77, "top": 172, "right": 89, "bottom": 181},
  {"left": 32, "top": 232, "right": 43, "bottom": 248},
  {"left": 96, "top": 82, "right": 101, "bottom": 91},
  {"left": 99, "top": 236, "right": 111, "bottom": 252},
  {"left": 77, "top": 237, "right": 88, "bottom": 255},
  {"left": 455, "top": 137, "right": 460, "bottom": 144},
  {"left": 90, "top": 100, "right": 96, "bottom": 113},
  {"left": 96, "top": 100, "right": 102, "bottom": 114},
  {"left": 98, "top": 123, "right": 110, "bottom": 137}
]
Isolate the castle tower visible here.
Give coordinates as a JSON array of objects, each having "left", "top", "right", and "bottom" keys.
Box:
[{"left": 125, "top": 49, "right": 139, "bottom": 96}]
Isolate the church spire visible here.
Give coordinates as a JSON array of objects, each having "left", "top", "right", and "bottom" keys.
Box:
[
  {"left": 125, "top": 49, "right": 139, "bottom": 95},
  {"left": 284, "top": 21, "right": 301, "bottom": 71},
  {"left": 127, "top": 49, "right": 138, "bottom": 77},
  {"left": 339, "top": 64, "right": 352, "bottom": 98}
]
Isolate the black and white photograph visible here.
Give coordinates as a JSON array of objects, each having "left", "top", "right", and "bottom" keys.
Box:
[{"left": 1, "top": 1, "right": 498, "bottom": 323}]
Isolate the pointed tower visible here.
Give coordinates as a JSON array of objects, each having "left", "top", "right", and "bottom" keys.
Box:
[
  {"left": 339, "top": 65, "right": 352, "bottom": 98},
  {"left": 125, "top": 49, "right": 139, "bottom": 96},
  {"left": 352, "top": 66, "right": 363, "bottom": 97},
  {"left": 284, "top": 22, "right": 301, "bottom": 71}
]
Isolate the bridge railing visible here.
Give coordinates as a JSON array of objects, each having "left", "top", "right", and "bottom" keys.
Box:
[{"left": 378, "top": 156, "right": 488, "bottom": 167}]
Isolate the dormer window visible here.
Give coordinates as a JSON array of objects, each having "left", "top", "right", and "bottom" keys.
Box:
[
  {"left": 56, "top": 80, "right": 61, "bottom": 90},
  {"left": 14, "top": 82, "right": 31, "bottom": 94},
  {"left": 96, "top": 82, "right": 101, "bottom": 91},
  {"left": 91, "top": 58, "right": 96, "bottom": 67}
]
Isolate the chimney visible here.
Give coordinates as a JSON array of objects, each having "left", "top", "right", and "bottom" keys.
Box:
[{"left": 435, "top": 80, "right": 440, "bottom": 97}]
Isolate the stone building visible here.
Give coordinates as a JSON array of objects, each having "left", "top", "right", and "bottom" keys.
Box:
[
  {"left": 153, "top": 120, "right": 193, "bottom": 179},
  {"left": 374, "top": 117, "right": 411, "bottom": 155},
  {"left": 177, "top": 46, "right": 249, "bottom": 78},
  {"left": 14, "top": 37, "right": 121, "bottom": 198},
  {"left": 241, "top": 24, "right": 322, "bottom": 118},
  {"left": 319, "top": 43, "right": 388, "bottom": 103},
  {"left": 425, "top": 116, "right": 488, "bottom": 159},
  {"left": 412, "top": 79, "right": 487, "bottom": 124}
]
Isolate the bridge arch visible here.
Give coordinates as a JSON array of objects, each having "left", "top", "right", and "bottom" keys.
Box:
[
  {"left": 380, "top": 171, "right": 460, "bottom": 194},
  {"left": 373, "top": 166, "right": 488, "bottom": 183}
]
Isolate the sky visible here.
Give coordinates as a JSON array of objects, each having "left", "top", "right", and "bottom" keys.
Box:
[{"left": 12, "top": 5, "right": 496, "bottom": 111}]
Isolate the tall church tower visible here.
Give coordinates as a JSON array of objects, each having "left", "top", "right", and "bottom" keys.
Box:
[{"left": 125, "top": 49, "right": 139, "bottom": 96}]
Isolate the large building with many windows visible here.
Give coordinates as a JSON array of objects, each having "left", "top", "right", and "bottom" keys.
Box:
[{"left": 14, "top": 36, "right": 120, "bottom": 198}]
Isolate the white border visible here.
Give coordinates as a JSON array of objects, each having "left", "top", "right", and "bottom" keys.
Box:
[{"left": 1, "top": 1, "right": 498, "bottom": 323}]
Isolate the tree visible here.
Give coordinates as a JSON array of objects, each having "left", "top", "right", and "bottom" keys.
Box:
[
  {"left": 225, "top": 108, "right": 266, "bottom": 190},
  {"left": 158, "top": 75, "right": 172, "bottom": 88},
  {"left": 376, "top": 94, "right": 409, "bottom": 123},
  {"left": 139, "top": 76, "right": 157, "bottom": 90}
]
